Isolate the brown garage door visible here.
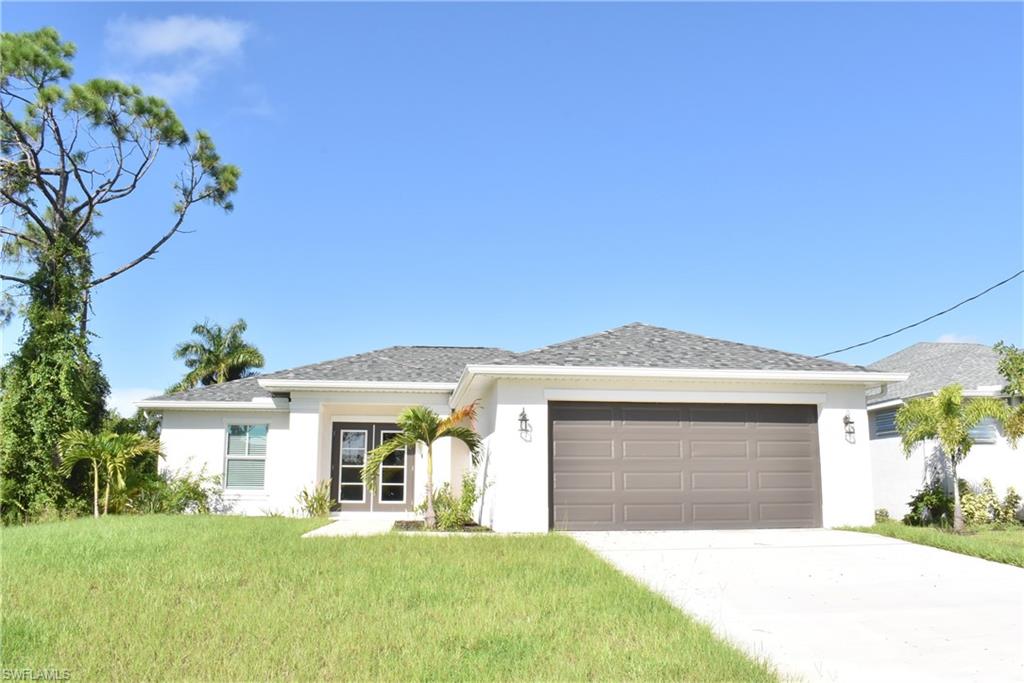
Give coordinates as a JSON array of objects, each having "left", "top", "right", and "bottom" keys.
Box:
[{"left": 550, "top": 402, "right": 822, "bottom": 530}]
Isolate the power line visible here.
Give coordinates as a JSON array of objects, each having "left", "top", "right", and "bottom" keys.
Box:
[{"left": 816, "top": 268, "right": 1024, "bottom": 358}]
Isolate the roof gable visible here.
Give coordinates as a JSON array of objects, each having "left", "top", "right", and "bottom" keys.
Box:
[{"left": 148, "top": 346, "right": 514, "bottom": 402}]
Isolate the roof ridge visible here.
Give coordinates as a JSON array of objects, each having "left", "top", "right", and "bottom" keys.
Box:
[
  {"left": 512, "top": 322, "right": 650, "bottom": 356},
  {"left": 590, "top": 322, "right": 865, "bottom": 370}
]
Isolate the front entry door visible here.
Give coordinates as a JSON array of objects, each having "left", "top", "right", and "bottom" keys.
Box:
[{"left": 331, "top": 422, "right": 415, "bottom": 512}]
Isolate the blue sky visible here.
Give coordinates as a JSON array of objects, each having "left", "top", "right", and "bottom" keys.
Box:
[{"left": 4, "top": 2, "right": 1022, "bottom": 414}]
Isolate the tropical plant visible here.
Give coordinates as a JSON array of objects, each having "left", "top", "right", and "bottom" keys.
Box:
[
  {"left": 117, "top": 467, "right": 224, "bottom": 515},
  {"left": 0, "top": 28, "right": 237, "bottom": 519},
  {"left": 58, "top": 430, "right": 162, "bottom": 517},
  {"left": 416, "top": 471, "right": 480, "bottom": 531},
  {"left": 902, "top": 481, "right": 954, "bottom": 526},
  {"left": 362, "top": 404, "right": 481, "bottom": 529},
  {"left": 896, "top": 384, "right": 1008, "bottom": 532},
  {"left": 296, "top": 480, "right": 332, "bottom": 518},
  {"left": 169, "top": 319, "right": 265, "bottom": 392},
  {"left": 994, "top": 341, "right": 1024, "bottom": 446},
  {"left": 960, "top": 479, "right": 998, "bottom": 527}
]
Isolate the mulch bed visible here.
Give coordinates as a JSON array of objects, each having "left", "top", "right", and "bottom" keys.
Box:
[{"left": 393, "top": 520, "right": 492, "bottom": 533}]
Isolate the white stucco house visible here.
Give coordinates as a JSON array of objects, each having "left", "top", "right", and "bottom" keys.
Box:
[
  {"left": 867, "top": 342, "right": 1023, "bottom": 520},
  {"left": 138, "top": 323, "right": 906, "bottom": 532}
]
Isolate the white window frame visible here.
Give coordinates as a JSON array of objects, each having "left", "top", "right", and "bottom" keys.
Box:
[
  {"left": 338, "top": 429, "right": 368, "bottom": 503},
  {"left": 224, "top": 423, "right": 269, "bottom": 491},
  {"left": 377, "top": 429, "right": 407, "bottom": 505}
]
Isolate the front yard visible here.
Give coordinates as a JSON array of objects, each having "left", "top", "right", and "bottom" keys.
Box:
[
  {"left": 847, "top": 521, "right": 1024, "bottom": 567},
  {"left": 2, "top": 516, "right": 773, "bottom": 681}
]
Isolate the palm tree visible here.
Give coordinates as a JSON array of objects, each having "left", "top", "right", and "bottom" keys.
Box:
[
  {"left": 170, "top": 319, "right": 265, "bottom": 392},
  {"left": 896, "top": 384, "right": 1008, "bottom": 532},
  {"left": 362, "top": 403, "right": 481, "bottom": 529},
  {"left": 59, "top": 430, "right": 163, "bottom": 517}
]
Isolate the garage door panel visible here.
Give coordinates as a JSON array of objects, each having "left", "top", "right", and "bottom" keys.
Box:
[
  {"left": 689, "top": 405, "right": 751, "bottom": 425},
  {"left": 552, "top": 439, "right": 614, "bottom": 459},
  {"left": 552, "top": 472, "right": 614, "bottom": 491},
  {"left": 756, "top": 441, "right": 815, "bottom": 459},
  {"left": 690, "top": 471, "right": 751, "bottom": 491},
  {"left": 690, "top": 440, "right": 750, "bottom": 459},
  {"left": 692, "top": 502, "right": 753, "bottom": 523},
  {"left": 621, "top": 440, "right": 682, "bottom": 458},
  {"left": 624, "top": 503, "right": 684, "bottom": 523},
  {"left": 623, "top": 471, "right": 683, "bottom": 490},
  {"left": 551, "top": 402, "right": 822, "bottom": 530}
]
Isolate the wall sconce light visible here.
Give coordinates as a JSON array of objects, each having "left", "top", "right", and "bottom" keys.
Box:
[
  {"left": 843, "top": 413, "right": 856, "bottom": 443},
  {"left": 518, "top": 409, "right": 530, "bottom": 436}
]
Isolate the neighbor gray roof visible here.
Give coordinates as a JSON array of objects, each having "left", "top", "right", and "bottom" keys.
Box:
[
  {"left": 147, "top": 323, "right": 871, "bottom": 405},
  {"left": 867, "top": 342, "right": 1005, "bottom": 406},
  {"left": 148, "top": 346, "right": 515, "bottom": 402},
  {"left": 491, "top": 323, "right": 868, "bottom": 373}
]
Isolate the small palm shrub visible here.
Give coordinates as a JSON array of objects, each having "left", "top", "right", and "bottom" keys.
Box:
[
  {"left": 417, "top": 472, "right": 479, "bottom": 531},
  {"left": 296, "top": 480, "right": 332, "bottom": 518}
]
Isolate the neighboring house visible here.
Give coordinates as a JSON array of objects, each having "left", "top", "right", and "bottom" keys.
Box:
[
  {"left": 867, "top": 342, "right": 1023, "bottom": 519},
  {"left": 138, "top": 323, "right": 904, "bottom": 532}
]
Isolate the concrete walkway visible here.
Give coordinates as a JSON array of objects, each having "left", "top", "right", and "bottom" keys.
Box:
[
  {"left": 572, "top": 529, "right": 1024, "bottom": 683},
  {"left": 302, "top": 518, "right": 395, "bottom": 537}
]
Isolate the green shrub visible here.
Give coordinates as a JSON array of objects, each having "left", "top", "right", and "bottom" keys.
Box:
[
  {"left": 960, "top": 479, "right": 998, "bottom": 526},
  {"left": 130, "top": 468, "right": 225, "bottom": 514},
  {"left": 903, "top": 481, "right": 954, "bottom": 526},
  {"left": 418, "top": 472, "right": 479, "bottom": 531},
  {"left": 296, "top": 480, "right": 332, "bottom": 518},
  {"left": 874, "top": 508, "right": 890, "bottom": 523},
  {"left": 997, "top": 486, "right": 1022, "bottom": 525}
]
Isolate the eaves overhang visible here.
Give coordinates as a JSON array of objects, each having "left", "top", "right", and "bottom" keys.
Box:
[{"left": 450, "top": 364, "right": 908, "bottom": 408}]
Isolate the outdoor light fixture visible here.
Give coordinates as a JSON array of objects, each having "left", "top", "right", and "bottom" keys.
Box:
[
  {"left": 843, "top": 413, "right": 856, "bottom": 438},
  {"left": 518, "top": 409, "right": 530, "bottom": 435}
]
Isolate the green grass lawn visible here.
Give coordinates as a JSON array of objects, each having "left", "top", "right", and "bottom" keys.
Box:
[
  {"left": 2, "top": 516, "right": 773, "bottom": 681},
  {"left": 846, "top": 521, "right": 1024, "bottom": 567}
]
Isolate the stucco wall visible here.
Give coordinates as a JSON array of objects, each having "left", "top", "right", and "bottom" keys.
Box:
[
  {"left": 870, "top": 420, "right": 1024, "bottom": 519},
  {"left": 160, "top": 409, "right": 292, "bottom": 515},
  {"left": 470, "top": 377, "right": 875, "bottom": 533}
]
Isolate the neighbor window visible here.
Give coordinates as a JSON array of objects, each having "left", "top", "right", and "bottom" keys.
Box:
[
  {"left": 224, "top": 424, "right": 268, "bottom": 490},
  {"left": 872, "top": 408, "right": 898, "bottom": 438},
  {"left": 969, "top": 418, "right": 999, "bottom": 445}
]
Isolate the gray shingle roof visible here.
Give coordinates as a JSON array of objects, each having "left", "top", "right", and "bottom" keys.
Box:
[
  {"left": 867, "top": 342, "right": 1005, "bottom": 405},
  {"left": 491, "top": 323, "right": 868, "bottom": 372},
  {"left": 148, "top": 346, "right": 514, "bottom": 402},
  {"left": 146, "top": 323, "right": 872, "bottom": 405}
]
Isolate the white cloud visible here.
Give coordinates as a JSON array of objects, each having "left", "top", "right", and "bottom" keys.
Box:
[
  {"left": 107, "top": 15, "right": 248, "bottom": 61},
  {"left": 107, "top": 388, "right": 162, "bottom": 417},
  {"left": 936, "top": 333, "right": 980, "bottom": 344},
  {"left": 105, "top": 15, "right": 249, "bottom": 99}
]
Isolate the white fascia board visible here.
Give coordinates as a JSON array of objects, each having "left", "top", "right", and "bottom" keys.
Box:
[
  {"left": 257, "top": 379, "right": 456, "bottom": 393},
  {"left": 136, "top": 400, "right": 287, "bottom": 412},
  {"left": 544, "top": 388, "right": 828, "bottom": 405},
  {"left": 451, "top": 364, "right": 907, "bottom": 407}
]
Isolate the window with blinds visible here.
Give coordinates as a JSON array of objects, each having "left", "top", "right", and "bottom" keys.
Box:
[
  {"left": 872, "top": 408, "right": 899, "bottom": 438},
  {"left": 225, "top": 424, "right": 268, "bottom": 489},
  {"left": 969, "top": 418, "right": 999, "bottom": 445}
]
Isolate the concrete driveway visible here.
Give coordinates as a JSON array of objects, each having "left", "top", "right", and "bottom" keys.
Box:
[{"left": 572, "top": 529, "right": 1023, "bottom": 682}]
